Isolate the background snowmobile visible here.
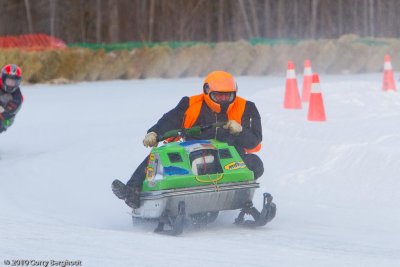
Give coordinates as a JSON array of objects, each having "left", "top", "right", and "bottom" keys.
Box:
[
  {"left": 125, "top": 122, "right": 276, "bottom": 235},
  {"left": 0, "top": 118, "right": 13, "bottom": 133}
]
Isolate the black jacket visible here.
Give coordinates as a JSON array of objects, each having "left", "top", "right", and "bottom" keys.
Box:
[
  {"left": 0, "top": 87, "right": 23, "bottom": 122},
  {"left": 148, "top": 96, "right": 262, "bottom": 153}
]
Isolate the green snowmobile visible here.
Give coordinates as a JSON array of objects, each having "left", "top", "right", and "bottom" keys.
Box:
[{"left": 123, "top": 122, "right": 276, "bottom": 235}]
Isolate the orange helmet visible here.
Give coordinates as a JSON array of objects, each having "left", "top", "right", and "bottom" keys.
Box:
[{"left": 203, "top": 71, "right": 237, "bottom": 113}]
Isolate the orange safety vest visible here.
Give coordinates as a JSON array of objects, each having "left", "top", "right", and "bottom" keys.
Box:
[{"left": 182, "top": 94, "right": 261, "bottom": 153}]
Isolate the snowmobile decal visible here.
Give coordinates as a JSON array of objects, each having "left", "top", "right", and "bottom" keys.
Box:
[
  {"left": 164, "top": 166, "right": 189, "bottom": 176},
  {"left": 224, "top": 161, "right": 246, "bottom": 171},
  {"left": 146, "top": 153, "right": 163, "bottom": 187},
  {"left": 179, "top": 140, "right": 216, "bottom": 153},
  {"left": 179, "top": 140, "right": 211, "bottom": 146},
  {"left": 146, "top": 167, "right": 155, "bottom": 179}
]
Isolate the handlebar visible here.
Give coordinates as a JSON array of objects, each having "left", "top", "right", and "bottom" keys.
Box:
[{"left": 156, "top": 121, "right": 227, "bottom": 142}]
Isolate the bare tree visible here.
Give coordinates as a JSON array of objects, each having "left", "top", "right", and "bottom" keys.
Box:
[
  {"left": 218, "top": 0, "right": 224, "bottom": 41},
  {"left": 238, "top": 0, "right": 253, "bottom": 39},
  {"left": 351, "top": 1, "right": 359, "bottom": 35},
  {"left": 337, "top": 0, "right": 343, "bottom": 36},
  {"left": 369, "top": 0, "right": 375, "bottom": 37},
  {"left": 148, "top": 0, "right": 155, "bottom": 42},
  {"left": 205, "top": 0, "right": 212, "bottom": 42},
  {"left": 249, "top": 0, "right": 260, "bottom": 38},
  {"left": 96, "top": 0, "right": 102, "bottom": 43},
  {"left": 79, "top": 0, "right": 85, "bottom": 42},
  {"left": 278, "top": 0, "right": 287, "bottom": 38},
  {"left": 362, "top": 0, "right": 368, "bottom": 36},
  {"left": 108, "top": 0, "right": 119, "bottom": 42},
  {"left": 49, "top": 0, "right": 56, "bottom": 36},
  {"left": 387, "top": 0, "right": 396, "bottom": 38},
  {"left": 263, "top": 0, "right": 272, "bottom": 38},
  {"left": 311, "top": 0, "right": 319, "bottom": 39},
  {"left": 24, "top": 0, "right": 33, "bottom": 33},
  {"left": 5, "top": 0, "right": 400, "bottom": 43},
  {"left": 292, "top": 0, "right": 299, "bottom": 38}
]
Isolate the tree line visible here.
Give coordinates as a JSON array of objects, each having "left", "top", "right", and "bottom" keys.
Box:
[{"left": 1, "top": 0, "right": 399, "bottom": 43}]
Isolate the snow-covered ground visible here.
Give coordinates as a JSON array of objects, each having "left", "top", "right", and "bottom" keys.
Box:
[{"left": 1, "top": 74, "right": 400, "bottom": 266}]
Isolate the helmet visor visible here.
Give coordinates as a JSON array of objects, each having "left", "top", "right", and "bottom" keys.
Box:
[
  {"left": 210, "top": 91, "right": 235, "bottom": 104},
  {"left": 4, "top": 77, "right": 20, "bottom": 92}
]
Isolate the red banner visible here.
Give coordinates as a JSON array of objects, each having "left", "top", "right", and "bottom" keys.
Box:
[{"left": 0, "top": 34, "right": 67, "bottom": 49}]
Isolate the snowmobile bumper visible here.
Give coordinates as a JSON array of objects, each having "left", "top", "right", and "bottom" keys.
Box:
[{"left": 132, "top": 182, "right": 259, "bottom": 218}]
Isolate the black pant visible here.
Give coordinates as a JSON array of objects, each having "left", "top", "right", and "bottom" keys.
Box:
[
  {"left": 126, "top": 153, "right": 264, "bottom": 188},
  {"left": 126, "top": 156, "right": 148, "bottom": 188},
  {"left": 241, "top": 153, "right": 264, "bottom": 180}
]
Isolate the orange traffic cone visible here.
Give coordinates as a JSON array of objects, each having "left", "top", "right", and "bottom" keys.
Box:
[
  {"left": 382, "top": 54, "right": 396, "bottom": 91},
  {"left": 307, "top": 73, "right": 326, "bottom": 122},
  {"left": 284, "top": 61, "right": 302, "bottom": 109},
  {"left": 301, "top": 60, "right": 313, "bottom": 102}
]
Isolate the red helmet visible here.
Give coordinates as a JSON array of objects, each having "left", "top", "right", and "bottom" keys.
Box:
[
  {"left": 1, "top": 64, "right": 22, "bottom": 93},
  {"left": 203, "top": 71, "right": 237, "bottom": 113}
]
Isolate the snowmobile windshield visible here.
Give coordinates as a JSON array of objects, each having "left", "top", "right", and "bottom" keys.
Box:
[{"left": 189, "top": 149, "right": 223, "bottom": 175}]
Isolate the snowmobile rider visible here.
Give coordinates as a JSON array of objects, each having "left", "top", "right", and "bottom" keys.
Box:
[
  {"left": 0, "top": 64, "right": 23, "bottom": 133},
  {"left": 112, "top": 70, "right": 264, "bottom": 208}
]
